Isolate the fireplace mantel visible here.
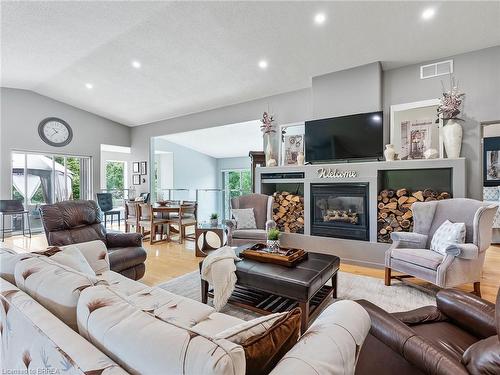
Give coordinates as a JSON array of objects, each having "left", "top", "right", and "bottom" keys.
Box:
[{"left": 255, "top": 158, "right": 467, "bottom": 267}]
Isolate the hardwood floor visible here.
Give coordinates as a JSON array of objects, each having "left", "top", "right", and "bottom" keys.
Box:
[{"left": 3, "top": 231, "right": 500, "bottom": 303}]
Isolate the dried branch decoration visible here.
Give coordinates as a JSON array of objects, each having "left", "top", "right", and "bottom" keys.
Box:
[
  {"left": 260, "top": 111, "right": 276, "bottom": 134},
  {"left": 436, "top": 75, "right": 465, "bottom": 122}
]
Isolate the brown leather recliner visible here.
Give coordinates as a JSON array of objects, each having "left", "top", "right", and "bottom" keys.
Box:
[
  {"left": 39, "top": 200, "right": 147, "bottom": 280},
  {"left": 355, "top": 288, "right": 500, "bottom": 375}
]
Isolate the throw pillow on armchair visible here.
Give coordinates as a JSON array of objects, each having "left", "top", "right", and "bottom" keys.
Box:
[{"left": 231, "top": 208, "right": 257, "bottom": 229}]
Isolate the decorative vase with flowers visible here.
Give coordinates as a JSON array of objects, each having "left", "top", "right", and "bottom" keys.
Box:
[
  {"left": 260, "top": 111, "right": 277, "bottom": 166},
  {"left": 436, "top": 76, "right": 465, "bottom": 159},
  {"left": 266, "top": 228, "right": 281, "bottom": 253}
]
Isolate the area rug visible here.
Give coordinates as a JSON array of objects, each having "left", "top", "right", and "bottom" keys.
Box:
[{"left": 158, "top": 270, "right": 436, "bottom": 320}]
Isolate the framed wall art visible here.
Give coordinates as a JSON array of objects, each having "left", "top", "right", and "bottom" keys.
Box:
[
  {"left": 132, "top": 162, "right": 140, "bottom": 173},
  {"left": 140, "top": 161, "right": 147, "bottom": 175},
  {"left": 390, "top": 99, "right": 443, "bottom": 160},
  {"left": 279, "top": 122, "right": 305, "bottom": 165},
  {"left": 484, "top": 136, "right": 500, "bottom": 186},
  {"left": 132, "top": 174, "right": 141, "bottom": 185}
]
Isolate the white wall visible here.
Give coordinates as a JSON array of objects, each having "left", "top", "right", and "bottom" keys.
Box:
[
  {"left": 155, "top": 152, "right": 174, "bottom": 190},
  {"left": 153, "top": 138, "right": 218, "bottom": 221},
  {"left": 0, "top": 88, "right": 131, "bottom": 200},
  {"left": 312, "top": 61, "right": 382, "bottom": 119},
  {"left": 384, "top": 46, "right": 500, "bottom": 199}
]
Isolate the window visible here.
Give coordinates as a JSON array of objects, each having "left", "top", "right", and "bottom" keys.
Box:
[
  {"left": 11, "top": 152, "right": 91, "bottom": 232},
  {"left": 222, "top": 169, "right": 252, "bottom": 219},
  {"left": 104, "top": 160, "right": 127, "bottom": 207}
]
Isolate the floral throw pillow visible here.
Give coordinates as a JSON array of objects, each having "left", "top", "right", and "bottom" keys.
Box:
[
  {"left": 430, "top": 220, "right": 466, "bottom": 255},
  {"left": 232, "top": 208, "right": 257, "bottom": 229}
]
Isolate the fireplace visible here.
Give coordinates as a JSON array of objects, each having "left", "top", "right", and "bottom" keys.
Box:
[{"left": 311, "top": 183, "right": 369, "bottom": 241}]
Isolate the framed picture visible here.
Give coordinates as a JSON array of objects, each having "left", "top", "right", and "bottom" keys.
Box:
[
  {"left": 279, "top": 122, "right": 305, "bottom": 165},
  {"left": 390, "top": 99, "right": 443, "bottom": 160},
  {"left": 484, "top": 137, "right": 500, "bottom": 186},
  {"left": 132, "top": 174, "right": 140, "bottom": 185},
  {"left": 140, "top": 161, "right": 147, "bottom": 175},
  {"left": 132, "top": 162, "right": 140, "bottom": 173}
]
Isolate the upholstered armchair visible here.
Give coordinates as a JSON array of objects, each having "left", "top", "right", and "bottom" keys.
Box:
[
  {"left": 226, "top": 193, "right": 275, "bottom": 246},
  {"left": 385, "top": 198, "right": 497, "bottom": 296}
]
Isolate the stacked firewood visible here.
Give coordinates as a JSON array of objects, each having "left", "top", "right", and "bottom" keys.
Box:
[
  {"left": 272, "top": 191, "right": 305, "bottom": 233},
  {"left": 377, "top": 188, "right": 450, "bottom": 243}
]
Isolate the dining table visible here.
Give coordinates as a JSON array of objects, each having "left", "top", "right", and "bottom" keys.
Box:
[{"left": 150, "top": 202, "right": 196, "bottom": 243}]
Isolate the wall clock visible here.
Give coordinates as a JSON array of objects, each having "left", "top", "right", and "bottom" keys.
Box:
[{"left": 38, "top": 117, "right": 73, "bottom": 147}]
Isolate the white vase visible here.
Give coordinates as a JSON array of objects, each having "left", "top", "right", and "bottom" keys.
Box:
[
  {"left": 442, "top": 119, "right": 463, "bottom": 159},
  {"left": 384, "top": 144, "right": 396, "bottom": 161},
  {"left": 265, "top": 134, "right": 276, "bottom": 166},
  {"left": 297, "top": 152, "right": 305, "bottom": 165}
]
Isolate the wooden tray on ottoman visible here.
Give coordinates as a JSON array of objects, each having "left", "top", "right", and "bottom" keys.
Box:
[{"left": 240, "top": 243, "right": 308, "bottom": 267}]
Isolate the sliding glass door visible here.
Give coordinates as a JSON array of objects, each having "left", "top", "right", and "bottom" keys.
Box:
[{"left": 11, "top": 152, "right": 92, "bottom": 232}]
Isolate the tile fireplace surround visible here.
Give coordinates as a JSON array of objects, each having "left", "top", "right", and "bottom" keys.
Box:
[{"left": 256, "top": 158, "right": 466, "bottom": 267}]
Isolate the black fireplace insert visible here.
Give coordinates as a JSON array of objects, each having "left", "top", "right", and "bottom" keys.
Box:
[{"left": 311, "top": 183, "right": 369, "bottom": 241}]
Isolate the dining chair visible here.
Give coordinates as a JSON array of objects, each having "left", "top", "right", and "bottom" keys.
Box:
[
  {"left": 166, "top": 202, "right": 197, "bottom": 244},
  {"left": 125, "top": 201, "right": 140, "bottom": 233},
  {"left": 138, "top": 203, "right": 170, "bottom": 244},
  {"left": 96, "top": 193, "right": 122, "bottom": 228}
]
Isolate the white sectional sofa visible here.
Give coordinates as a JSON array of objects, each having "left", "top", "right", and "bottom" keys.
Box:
[{"left": 0, "top": 241, "right": 371, "bottom": 375}]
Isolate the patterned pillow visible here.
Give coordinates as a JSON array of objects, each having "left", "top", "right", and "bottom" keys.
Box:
[
  {"left": 430, "top": 220, "right": 466, "bottom": 255},
  {"left": 232, "top": 208, "right": 257, "bottom": 229},
  {"left": 483, "top": 186, "right": 500, "bottom": 201}
]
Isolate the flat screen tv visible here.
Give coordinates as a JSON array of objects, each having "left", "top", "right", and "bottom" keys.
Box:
[{"left": 305, "top": 111, "right": 383, "bottom": 163}]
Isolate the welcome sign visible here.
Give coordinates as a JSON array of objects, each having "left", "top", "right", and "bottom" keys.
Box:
[{"left": 317, "top": 168, "right": 358, "bottom": 179}]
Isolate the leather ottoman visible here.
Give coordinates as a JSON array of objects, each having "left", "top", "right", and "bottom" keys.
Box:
[{"left": 201, "top": 244, "right": 340, "bottom": 332}]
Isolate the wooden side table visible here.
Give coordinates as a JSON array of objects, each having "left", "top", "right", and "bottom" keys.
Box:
[{"left": 195, "top": 224, "right": 226, "bottom": 257}]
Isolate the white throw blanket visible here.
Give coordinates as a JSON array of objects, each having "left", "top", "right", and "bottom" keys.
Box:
[{"left": 201, "top": 246, "right": 240, "bottom": 311}]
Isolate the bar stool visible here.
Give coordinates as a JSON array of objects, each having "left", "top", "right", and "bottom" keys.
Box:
[{"left": 0, "top": 199, "right": 32, "bottom": 241}]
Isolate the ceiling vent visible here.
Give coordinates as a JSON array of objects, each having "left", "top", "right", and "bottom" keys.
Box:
[{"left": 420, "top": 59, "right": 453, "bottom": 79}]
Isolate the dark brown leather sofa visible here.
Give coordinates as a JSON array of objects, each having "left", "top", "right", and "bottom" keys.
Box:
[
  {"left": 39, "top": 200, "right": 147, "bottom": 280},
  {"left": 355, "top": 288, "right": 500, "bottom": 375}
]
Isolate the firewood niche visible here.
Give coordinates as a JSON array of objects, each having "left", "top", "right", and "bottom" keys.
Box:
[
  {"left": 272, "top": 191, "right": 305, "bottom": 233},
  {"left": 377, "top": 188, "right": 451, "bottom": 243}
]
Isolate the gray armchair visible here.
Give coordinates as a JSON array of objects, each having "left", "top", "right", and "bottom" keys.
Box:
[
  {"left": 385, "top": 198, "right": 497, "bottom": 296},
  {"left": 226, "top": 193, "right": 275, "bottom": 246}
]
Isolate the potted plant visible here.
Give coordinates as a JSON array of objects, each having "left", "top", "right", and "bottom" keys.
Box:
[
  {"left": 267, "top": 228, "right": 281, "bottom": 252},
  {"left": 210, "top": 213, "right": 219, "bottom": 227}
]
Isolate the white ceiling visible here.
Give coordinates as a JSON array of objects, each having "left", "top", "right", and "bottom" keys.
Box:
[
  {"left": 158, "top": 120, "right": 262, "bottom": 158},
  {"left": 2, "top": 2, "right": 499, "bottom": 127}
]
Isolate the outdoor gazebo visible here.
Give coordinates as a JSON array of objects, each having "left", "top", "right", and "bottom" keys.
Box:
[{"left": 12, "top": 154, "right": 73, "bottom": 204}]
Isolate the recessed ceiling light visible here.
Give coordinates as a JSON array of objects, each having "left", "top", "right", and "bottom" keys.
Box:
[
  {"left": 131, "top": 60, "right": 141, "bottom": 69},
  {"left": 421, "top": 7, "right": 436, "bottom": 20},
  {"left": 85, "top": 83, "right": 93, "bottom": 89},
  {"left": 258, "top": 60, "right": 268, "bottom": 69},
  {"left": 314, "top": 13, "right": 326, "bottom": 25}
]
